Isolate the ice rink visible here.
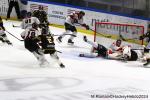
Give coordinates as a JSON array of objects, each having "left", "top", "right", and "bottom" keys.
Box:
[{"left": 0, "top": 20, "right": 150, "bottom": 100}]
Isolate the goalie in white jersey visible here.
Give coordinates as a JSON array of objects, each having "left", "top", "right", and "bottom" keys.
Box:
[
  {"left": 21, "top": 23, "right": 48, "bottom": 67},
  {"left": 107, "top": 39, "right": 127, "bottom": 60},
  {"left": 107, "top": 39, "right": 138, "bottom": 61},
  {"left": 21, "top": 12, "right": 40, "bottom": 29}
]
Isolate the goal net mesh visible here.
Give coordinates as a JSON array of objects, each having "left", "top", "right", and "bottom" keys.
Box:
[{"left": 94, "top": 22, "right": 144, "bottom": 48}]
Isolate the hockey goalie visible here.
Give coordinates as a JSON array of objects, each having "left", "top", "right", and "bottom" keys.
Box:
[{"left": 79, "top": 36, "right": 138, "bottom": 61}]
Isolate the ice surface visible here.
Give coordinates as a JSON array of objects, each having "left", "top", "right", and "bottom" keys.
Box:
[{"left": 0, "top": 20, "right": 150, "bottom": 100}]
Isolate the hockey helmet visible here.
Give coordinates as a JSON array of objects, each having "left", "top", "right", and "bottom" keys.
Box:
[
  {"left": 27, "top": 12, "right": 32, "bottom": 17},
  {"left": 79, "top": 11, "right": 85, "bottom": 16},
  {"left": 20, "top": 10, "right": 27, "bottom": 19},
  {"left": 116, "top": 39, "right": 122, "bottom": 46},
  {"left": 32, "top": 23, "right": 38, "bottom": 29},
  {"left": 39, "top": 5, "right": 44, "bottom": 10}
]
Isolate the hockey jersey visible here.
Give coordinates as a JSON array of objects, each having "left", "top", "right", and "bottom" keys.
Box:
[
  {"left": 21, "top": 17, "right": 40, "bottom": 29},
  {"left": 38, "top": 34, "right": 56, "bottom": 54}
]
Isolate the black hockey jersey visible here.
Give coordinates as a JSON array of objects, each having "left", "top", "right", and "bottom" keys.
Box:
[
  {"left": 96, "top": 44, "right": 108, "bottom": 57},
  {"left": 38, "top": 34, "right": 55, "bottom": 54},
  {"left": 32, "top": 10, "right": 48, "bottom": 23}
]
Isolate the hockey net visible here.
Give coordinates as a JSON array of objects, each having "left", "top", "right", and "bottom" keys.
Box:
[{"left": 94, "top": 22, "right": 144, "bottom": 48}]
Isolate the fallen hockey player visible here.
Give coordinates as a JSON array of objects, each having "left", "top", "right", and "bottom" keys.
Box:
[{"left": 79, "top": 36, "right": 138, "bottom": 61}]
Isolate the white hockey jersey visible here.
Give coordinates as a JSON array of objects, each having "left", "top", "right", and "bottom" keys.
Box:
[
  {"left": 65, "top": 12, "right": 84, "bottom": 26},
  {"left": 21, "top": 17, "right": 40, "bottom": 29},
  {"left": 21, "top": 28, "right": 40, "bottom": 40},
  {"left": 109, "top": 42, "right": 123, "bottom": 53}
]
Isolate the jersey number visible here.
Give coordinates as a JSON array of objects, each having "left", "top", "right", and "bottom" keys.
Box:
[
  {"left": 26, "top": 31, "right": 36, "bottom": 38},
  {"left": 47, "top": 37, "right": 53, "bottom": 43},
  {"left": 25, "top": 18, "right": 31, "bottom": 24}
]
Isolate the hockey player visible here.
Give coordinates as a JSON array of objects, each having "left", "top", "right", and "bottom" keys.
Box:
[
  {"left": 20, "top": 12, "right": 40, "bottom": 29},
  {"left": 21, "top": 23, "right": 48, "bottom": 67},
  {"left": 79, "top": 36, "right": 107, "bottom": 58},
  {"left": 56, "top": 11, "right": 89, "bottom": 45},
  {"left": 32, "top": 5, "right": 49, "bottom": 34},
  {"left": 0, "top": 17, "right": 12, "bottom": 45},
  {"left": 32, "top": 5, "right": 48, "bottom": 24},
  {"left": 139, "top": 28, "right": 150, "bottom": 48},
  {"left": 107, "top": 39, "right": 124, "bottom": 60},
  {"left": 107, "top": 39, "right": 138, "bottom": 61},
  {"left": 138, "top": 27, "right": 150, "bottom": 66},
  {"left": 79, "top": 36, "right": 138, "bottom": 61},
  {"left": 37, "top": 28, "right": 65, "bottom": 68},
  {"left": 139, "top": 46, "right": 150, "bottom": 66}
]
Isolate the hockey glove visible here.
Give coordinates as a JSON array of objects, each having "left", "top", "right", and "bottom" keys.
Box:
[
  {"left": 85, "top": 25, "right": 90, "bottom": 30},
  {"left": 82, "top": 24, "right": 89, "bottom": 30},
  {"left": 144, "top": 47, "right": 149, "bottom": 53},
  {"left": 139, "top": 36, "right": 144, "bottom": 40}
]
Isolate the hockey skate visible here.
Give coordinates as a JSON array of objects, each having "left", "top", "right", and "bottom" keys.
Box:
[
  {"left": 6, "top": 41, "right": 12, "bottom": 45},
  {"left": 68, "top": 39, "right": 74, "bottom": 45},
  {"left": 39, "top": 60, "right": 49, "bottom": 67},
  {"left": 39, "top": 57, "right": 49, "bottom": 67},
  {"left": 56, "top": 36, "right": 62, "bottom": 43},
  {"left": 79, "top": 53, "right": 84, "bottom": 57},
  {"left": 143, "top": 59, "right": 150, "bottom": 67},
  {"left": 60, "top": 63, "right": 65, "bottom": 68}
]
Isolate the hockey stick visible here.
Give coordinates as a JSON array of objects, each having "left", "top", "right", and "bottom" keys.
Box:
[
  {"left": 131, "top": 48, "right": 150, "bottom": 50},
  {"left": 5, "top": 30, "right": 24, "bottom": 41},
  {"left": 56, "top": 50, "right": 62, "bottom": 53},
  {"left": 119, "top": 34, "right": 126, "bottom": 41},
  {"left": 73, "top": 23, "right": 112, "bottom": 38},
  {"left": 125, "top": 37, "right": 140, "bottom": 41},
  {"left": 52, "top": 34, "right": 76, "bottom": 37},
  {"left": 90, "top": 28, "right": 112, "bottom": 38},
  {"left": 12, "top": 24, "right": 20, "bottom": 28}
]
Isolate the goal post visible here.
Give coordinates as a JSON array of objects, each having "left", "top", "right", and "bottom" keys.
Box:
[{"left": 94, "top": 22, "right": 144, "bottom": 48}]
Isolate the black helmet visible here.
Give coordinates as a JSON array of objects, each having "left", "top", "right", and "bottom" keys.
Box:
[
  {"left": 32, "top": 23, "right": 38, "bottom": 29},
  {"left": 27, "top": 12, "right": 32, "bottom": 17},
  {"left": 116, "top": 39, "right": 122, "bottom": 43},
  {"left": 79, "top": 11, "right": 85, "bottom": 16},
  {"left": 39, "top": 5, "right": 44, "bottom": 10}
]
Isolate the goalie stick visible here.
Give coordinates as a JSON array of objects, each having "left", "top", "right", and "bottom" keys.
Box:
[{"left": 5, "top": 30, "right": 24, "bottom": 41}]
